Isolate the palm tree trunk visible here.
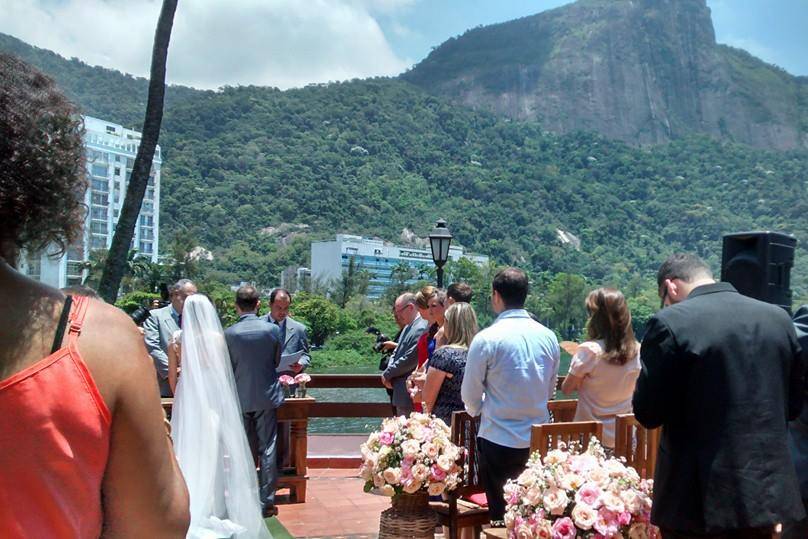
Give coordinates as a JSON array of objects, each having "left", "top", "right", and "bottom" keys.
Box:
[{"left": 98, "top": 0, "right": 179, "bottom": 303}]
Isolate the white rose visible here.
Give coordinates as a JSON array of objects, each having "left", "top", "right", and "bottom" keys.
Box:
[
  {"left": 561, "top": 472, "right": 584, "bottom": 490},
  {"left": 541, "top": 487, "right": 569, "bottom": 516},
  {"left": 571, "top": 502, "right": 597, "bottom": 530},
  {"left": 428, "top": 481, "right": 446, "bottom": 496},
  {"left": 423, "top": 443, "right": 439, "bottom": 459},
  {"left": 544, "top": 449, "right": 568, "bottom": 465},
  {"left": 401, "top": 440, "right": 420, "bottom": 457},
  {"left": 359, "top": 464, "right": 373, "bottom": 481},
  {"left": 620, "top": 490, "right": 643, "bottom": 513},
  {"left": 383, "top": 467, "right": 402, "bottom": 485},
  {"left": 605, "top": 458, "right": 627, "bottom": 477},
  {"left": 379, "top": 484, "right": 395, "bottom": 497},
  {"left": 523, "top": 486, "right": 543, "bottom": 506},
  {"left": 411, "top": 463, "right": 429, "bottom": 482},
  {"left": 403, "top": 479, "right": 422, "bottom": 494},
  {"left": 587, "top": 467, "right": 609, "bottom": 485},
  {"left": 437, "top": 454, "right": 454, "bottom": 472},
  {"left": 602, "top": 491, "right": 625, "bottom": 513},
  {"left": 373, "top": 473, "right": 385, "bottom": 488}
]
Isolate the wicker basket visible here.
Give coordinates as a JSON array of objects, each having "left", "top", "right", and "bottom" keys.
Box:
[{"left": 378, "top": 491, "right": 437, "bottom": 538}]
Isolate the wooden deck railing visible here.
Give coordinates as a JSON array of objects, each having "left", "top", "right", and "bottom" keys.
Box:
[{"left": 304, "top": 374, "right": 567, "bottom": 419}]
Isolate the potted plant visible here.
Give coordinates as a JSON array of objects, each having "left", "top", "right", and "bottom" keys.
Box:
[
  {"left": 503, "top": 439, "right": 658, "bottom": 538},
  {"left": 360, "top": 413, "right": 464, "bottom": 538}
]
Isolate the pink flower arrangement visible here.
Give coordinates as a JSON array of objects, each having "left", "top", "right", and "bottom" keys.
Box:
[
  {"left": 294, "top": 373, "right": 311, "bottom": 385},
  {"left": 359, "top": 412, "right": 464, "bottom": 498},
  {"left": 278, "top": 374, "right": 295, "bottom": 386},
  {"left": 504, "top": 439, "right": 659, "bottom": 539}
]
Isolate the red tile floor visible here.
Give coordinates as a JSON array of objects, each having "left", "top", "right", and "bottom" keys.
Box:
[{"left": 277, "top": 468, "right": 391, "bottom": 538}]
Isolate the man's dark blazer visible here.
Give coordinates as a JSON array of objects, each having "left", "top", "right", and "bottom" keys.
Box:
[
  {"left": 224, "top": 313, "right": 284, "bottom": 413},
  {"left": 633, "top": 282, "right": 805, "bottom": 532}
]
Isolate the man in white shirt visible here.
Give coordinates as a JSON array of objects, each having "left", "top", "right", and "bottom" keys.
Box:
[{"left": 461, "top": 267, "right": 560, "bottom": 526}]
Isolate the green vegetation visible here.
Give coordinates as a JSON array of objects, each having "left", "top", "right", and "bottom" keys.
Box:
[{"left": 3, "top": 32, "right": 808, "bottom": 314}]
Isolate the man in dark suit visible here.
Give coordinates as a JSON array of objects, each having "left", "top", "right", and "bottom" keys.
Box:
[
  {"left": 382, "top": 292, "right": 428, "bottom": 416},
  {"left": 634, "top": 253, "right": 805, "bottom": 537},
  {"left": 224, "top": 285, "right": 283, "bottom": 518},
  {"left": 784, "top": 306, "right": 808, "bottom": 538}
]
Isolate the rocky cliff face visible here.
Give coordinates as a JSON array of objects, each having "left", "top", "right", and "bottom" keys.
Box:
[{"left": 403, "top": 0, "right": 808, "bottom": 150}]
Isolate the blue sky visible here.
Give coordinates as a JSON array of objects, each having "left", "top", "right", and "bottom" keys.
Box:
[
  {"left": 2, "top": 0, "right": 806, "bottom": 89},
  {"left": 376, "top": 0, "right": 808, "bottom": 76}
]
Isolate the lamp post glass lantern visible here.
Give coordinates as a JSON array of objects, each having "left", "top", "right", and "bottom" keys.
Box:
[{"left": 429, "top": 219, "right": 452, "bottom": 288}]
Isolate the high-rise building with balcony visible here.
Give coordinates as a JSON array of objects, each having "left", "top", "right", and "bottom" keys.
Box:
[{"left": 20, "top": 116, "right": 161, "bottom": 288}]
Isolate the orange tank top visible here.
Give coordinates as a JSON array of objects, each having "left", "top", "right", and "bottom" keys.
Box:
[{"left": 0, "top": 295, "right": 111, "bottom": 538}]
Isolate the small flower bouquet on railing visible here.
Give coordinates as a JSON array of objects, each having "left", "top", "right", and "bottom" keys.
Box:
[
  {"left": 294, "top": 373, "right": 311, "bottom": 397},
  {"left": 504, "top": 439, "right": 658, "bottom": 539},
  {"left": 359, "top": 412, "right": 464, "bottom": 498},
  {"left": 278, "top": 374, "right": 295, "bottom": 398}
]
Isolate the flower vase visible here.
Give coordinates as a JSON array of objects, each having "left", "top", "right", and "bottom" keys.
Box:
[
  {"left": 282, "top": 385, "right": 292, "bottom": 399},
  {"left": 378, "top": 491, "right": 436, "bottom": 539},
  {"left": 295, "top": 384, "right": 307, "bottom": 398}
]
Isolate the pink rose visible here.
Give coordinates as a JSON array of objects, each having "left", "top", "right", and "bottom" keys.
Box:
[
  {"left": 619, "top": 511, "right": 632, "bottom": 526},
  {"left": 379, "top": 431, "right": 394, "bottom": 445},
  {"left": 575, "top": 482, "right": 602, "bottom": 508},
  {"left": 551, "top": 517, "right": 576, "bottom": 539},
  {"left": 430, "top": 464, "right": 447, "bottom": 482},
  {"left": 594, "top": 507, "right": 620, "bottom": 537}
]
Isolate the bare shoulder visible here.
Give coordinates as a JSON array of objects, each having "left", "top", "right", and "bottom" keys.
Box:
[{"left": 78, "top": 299, "right": 155, "bottom": 410}]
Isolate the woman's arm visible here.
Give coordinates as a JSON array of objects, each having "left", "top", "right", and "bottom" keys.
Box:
[
  {"left": 167, "top": 342, "right": 179, "bottom": 395},
  {"left": 422, "top": 366, "right": 448, "bottom": 415},
  {"left": 561, "top": 372, "right": 583, "bottom": 395},
  {"left": 82, "top": 305, "right": 189, "bottom": 537}
]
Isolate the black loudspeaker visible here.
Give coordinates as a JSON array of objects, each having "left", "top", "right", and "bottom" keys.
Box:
[{"left": 721, "top": 231, "right": 797, "bottom": 312}]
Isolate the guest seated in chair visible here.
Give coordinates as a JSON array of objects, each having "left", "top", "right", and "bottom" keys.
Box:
[{"left": 561, "top": 287, "right": 641, "bottom": 450}]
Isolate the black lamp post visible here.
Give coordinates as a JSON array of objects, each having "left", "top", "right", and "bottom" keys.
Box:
[{"left": 429, "top": 219, "right": 453, "bottom": 288}]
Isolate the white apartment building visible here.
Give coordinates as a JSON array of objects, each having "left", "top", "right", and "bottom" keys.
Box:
[
  {"left": 20, "top": 116, "right": 161, "bottom": 288},
  {"left": 311, "top": 234, "right": 489, "bottom": 299}
]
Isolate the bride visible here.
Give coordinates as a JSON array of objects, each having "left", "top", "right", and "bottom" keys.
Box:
[{"left": 168, "top": 295, "right": 272, "bottom": 539}]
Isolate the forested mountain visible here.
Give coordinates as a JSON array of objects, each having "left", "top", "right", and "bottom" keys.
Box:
[
  {"left": 404, "top": 0, "right": 808, "bottom": 150},
  {"left": 2, "top": 30, "right": 807, "bottom": 300}
]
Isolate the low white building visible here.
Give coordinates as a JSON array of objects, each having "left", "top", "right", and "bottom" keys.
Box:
[
  {"left": 20, "top": 116, "right": 162, "bottom": 288},
  {"left": 311, "top": 234, "right": 488, "bottom": 299}
]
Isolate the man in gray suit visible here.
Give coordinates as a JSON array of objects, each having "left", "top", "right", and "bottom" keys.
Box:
[
  {"left": 382, "top": 292, "right": 428, "bottom": 416},
  {"left": 142, "top": 279, "right": 197, "bottom": 397},
  {"left": 261, "top": 288, "right": 310, "bottom": 376},
  {"left": 224, "top": 285, "right": 283, "bottom": 518}
]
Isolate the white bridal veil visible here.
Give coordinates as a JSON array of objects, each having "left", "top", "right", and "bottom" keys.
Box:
[{"left": 171, "top": 295, "right": 272, "bottom": 539}]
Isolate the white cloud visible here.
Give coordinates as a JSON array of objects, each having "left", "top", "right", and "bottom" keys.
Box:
[{"left": 0, "top": 0, "right": 413, "bottom": 90}]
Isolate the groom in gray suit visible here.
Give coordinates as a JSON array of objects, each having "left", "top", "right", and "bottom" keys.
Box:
[
  {"left": 261, "top": 288, "right": 310, "bottom": 376},
  {"left": 382, "top": 292, "right": 428, "bottom": 416},
  {"left": 143, "top": 279, "right": 197, "bottom": 397},
  {"left": 224, "top": 285, "right": 283, "bottom": 517}
]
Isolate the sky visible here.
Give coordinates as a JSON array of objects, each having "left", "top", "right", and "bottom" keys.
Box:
[{"left": 1, "top": 0, "right": 806, "bottom": 90}]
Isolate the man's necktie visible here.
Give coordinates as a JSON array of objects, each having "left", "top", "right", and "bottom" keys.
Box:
[{"left": 177, "top": 314, "right": 182, "bottom": 328}]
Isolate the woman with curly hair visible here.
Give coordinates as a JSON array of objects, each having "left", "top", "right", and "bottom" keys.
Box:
[
  {"left": 561, "top": 287, "right": 641, "bottom": 449},
  {"left": 0, "top": 54, "right": 190, "bottom": 537}
]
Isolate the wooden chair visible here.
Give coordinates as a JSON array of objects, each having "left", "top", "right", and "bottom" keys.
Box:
[
  {"left": 548, "top": 399, "right": 577, "bottom": 422},
  {"left": 614, "top": 413, "right": 660, "bottom": 479},
  {"left": 529, "top": 421, "right": 603, "bottom": 457},
  {"left": 430, "top": 411, "right": 489, "bottom": 539}
]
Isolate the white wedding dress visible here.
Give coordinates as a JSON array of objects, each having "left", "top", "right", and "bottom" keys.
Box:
[{"left": 171, "top": 295, "right": 272, "bottom": 539}]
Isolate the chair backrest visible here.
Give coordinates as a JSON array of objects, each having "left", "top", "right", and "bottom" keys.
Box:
[
  {"left": 548, "top": 399, "right": 577, "bottom": 423},
  {"left": 530, "top": 421, "right": 603, "bottom": 457},
  {"left": 614, "top": 414, "right": 660, "bottom": 479},
  {"left": 450, "top": 411, "right": 483, "bottom": 497}
]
